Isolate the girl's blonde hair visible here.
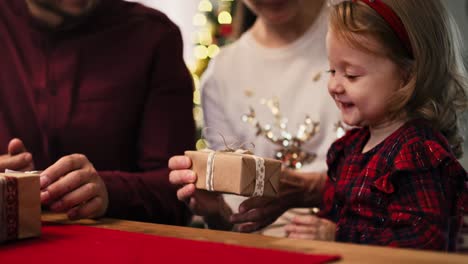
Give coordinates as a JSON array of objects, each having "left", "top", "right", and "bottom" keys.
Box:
[{"left": 329, "top": 0, "right": 468, "bottom": 158}]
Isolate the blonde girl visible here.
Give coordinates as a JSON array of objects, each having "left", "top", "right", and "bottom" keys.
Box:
[{"left": 322, "top": 0, "right": 467, "bottom": 250}]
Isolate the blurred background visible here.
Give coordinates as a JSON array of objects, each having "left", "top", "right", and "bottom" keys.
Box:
[{"left": 127, "top": 0, "right": 468, "bottom": 169}]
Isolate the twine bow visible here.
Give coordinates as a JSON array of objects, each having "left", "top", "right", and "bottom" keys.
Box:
[{"left": 201, "top": 130, "right": 265, "bottom": 196}]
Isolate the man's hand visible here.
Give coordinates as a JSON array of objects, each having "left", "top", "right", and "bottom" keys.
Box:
[
  {"left": 40, "top": 154, "right": 108, "bottom": 220},
  {"left": 0, "top": 138, "right": 34, "bottom": 172}
]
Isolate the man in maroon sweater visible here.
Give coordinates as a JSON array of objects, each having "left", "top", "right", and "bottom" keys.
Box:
[{"left": 0, "top": 0, "right": 195, "bottom": 225}]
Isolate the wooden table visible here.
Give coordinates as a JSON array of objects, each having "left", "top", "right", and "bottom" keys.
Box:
[{"left": 42, "top": 213, "right": 467, "bottom": 264}]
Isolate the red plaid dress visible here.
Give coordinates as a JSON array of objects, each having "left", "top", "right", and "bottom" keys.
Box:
[{"left": 320, "top": 119, "right": 467, "bottom": 251}]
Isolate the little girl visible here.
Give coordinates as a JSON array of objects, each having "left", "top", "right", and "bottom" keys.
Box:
[{"left": 322, "top": 0, "right": 467, "bottom": 251}]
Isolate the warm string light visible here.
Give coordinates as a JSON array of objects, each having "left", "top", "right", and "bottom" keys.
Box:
[{"left": 191, "top": 0, "right": 235, "bottom": 150}]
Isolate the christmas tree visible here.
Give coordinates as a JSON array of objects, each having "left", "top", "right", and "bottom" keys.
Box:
[{"left": 191, "top": 0, "right": 236, "bottom": 149}]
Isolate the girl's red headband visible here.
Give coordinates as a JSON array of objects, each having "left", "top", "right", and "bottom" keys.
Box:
[{"left": 353, "top": 0, "right": 413, "bottom": 58}]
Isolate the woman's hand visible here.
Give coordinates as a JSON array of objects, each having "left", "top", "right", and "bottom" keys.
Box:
[
  {"left": 229, "top": 169, "right": 327, "bottom": 232},
  {"left": 169, "top": 155, "right": 233, "bottom": 230}
]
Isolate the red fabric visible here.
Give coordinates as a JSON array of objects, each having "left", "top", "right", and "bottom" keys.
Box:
[
  {"left": 0, "top": 0, "right": 195, "bottom": 224},
  {"left": 0, "top": 224, "right": 340, "bottom": 264}
]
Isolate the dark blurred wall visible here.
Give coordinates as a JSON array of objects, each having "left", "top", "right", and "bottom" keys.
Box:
[{"left": 444, "top": 0, "right": 468, "bottom": 168}]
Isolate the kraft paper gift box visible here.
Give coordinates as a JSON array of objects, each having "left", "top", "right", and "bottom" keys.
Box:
[
  {"left": 185, "top": 150, "right": 281, "bottom": 197},
  {"left": 0, "top": 172, "right": 41, "bottom": 243}
]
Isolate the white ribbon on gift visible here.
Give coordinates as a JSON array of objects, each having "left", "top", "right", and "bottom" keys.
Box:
[{"left": 204, "top": 149, "right": 266, "bottom": 196}]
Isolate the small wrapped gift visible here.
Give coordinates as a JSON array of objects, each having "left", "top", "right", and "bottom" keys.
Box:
[
  {"left": 185, "top": 150, "right": 281, "bottom": 197},
  {"left": 0, "top": 172, "right": 41, "bottom": 243}
]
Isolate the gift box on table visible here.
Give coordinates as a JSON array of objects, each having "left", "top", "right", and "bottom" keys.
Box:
[
  {"left": 0, "top": 172, "right": 41, "bottom": 243},
  {"left": 185, "top": 150, "right": 281, "bottom": 197}
]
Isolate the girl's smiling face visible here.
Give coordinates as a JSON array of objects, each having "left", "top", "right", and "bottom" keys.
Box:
[{"left": 326, "top": 28, "right": 406, "bottom": 129}]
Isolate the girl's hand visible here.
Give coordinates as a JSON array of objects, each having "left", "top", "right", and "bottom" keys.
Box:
[{"left": 285, "top": 214, "right": 336, "bottom": 241}]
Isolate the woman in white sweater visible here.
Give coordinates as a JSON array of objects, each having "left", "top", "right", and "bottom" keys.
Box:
[{"left": 170, "top": 0, "right": 341, "bottom": 240}]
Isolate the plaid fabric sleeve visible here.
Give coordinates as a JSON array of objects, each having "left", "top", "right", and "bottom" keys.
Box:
[
  {"left": 363, "top": 140, "right": 466, "bottom": 250},
  {"left": 319, "top": 129, "right": 361, "bottom": 222},
  {"left": 369, "top": 169, "right": 450, "bottom": 249},
  {"left": 318, "top": 177, "right": 337, "bottom": 221}
]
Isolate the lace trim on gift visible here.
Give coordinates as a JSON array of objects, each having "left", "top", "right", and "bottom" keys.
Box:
[
  {"left": 252, "top": 156, "right": 265, "bottom": 196},
  {"left": 205, "top": 152, "right": 266, "bottom": 196}
]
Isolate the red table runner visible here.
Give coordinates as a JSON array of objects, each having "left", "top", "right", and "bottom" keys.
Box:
[{"left": 0, "top": 223, "right": 340, "bottom": 263}]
